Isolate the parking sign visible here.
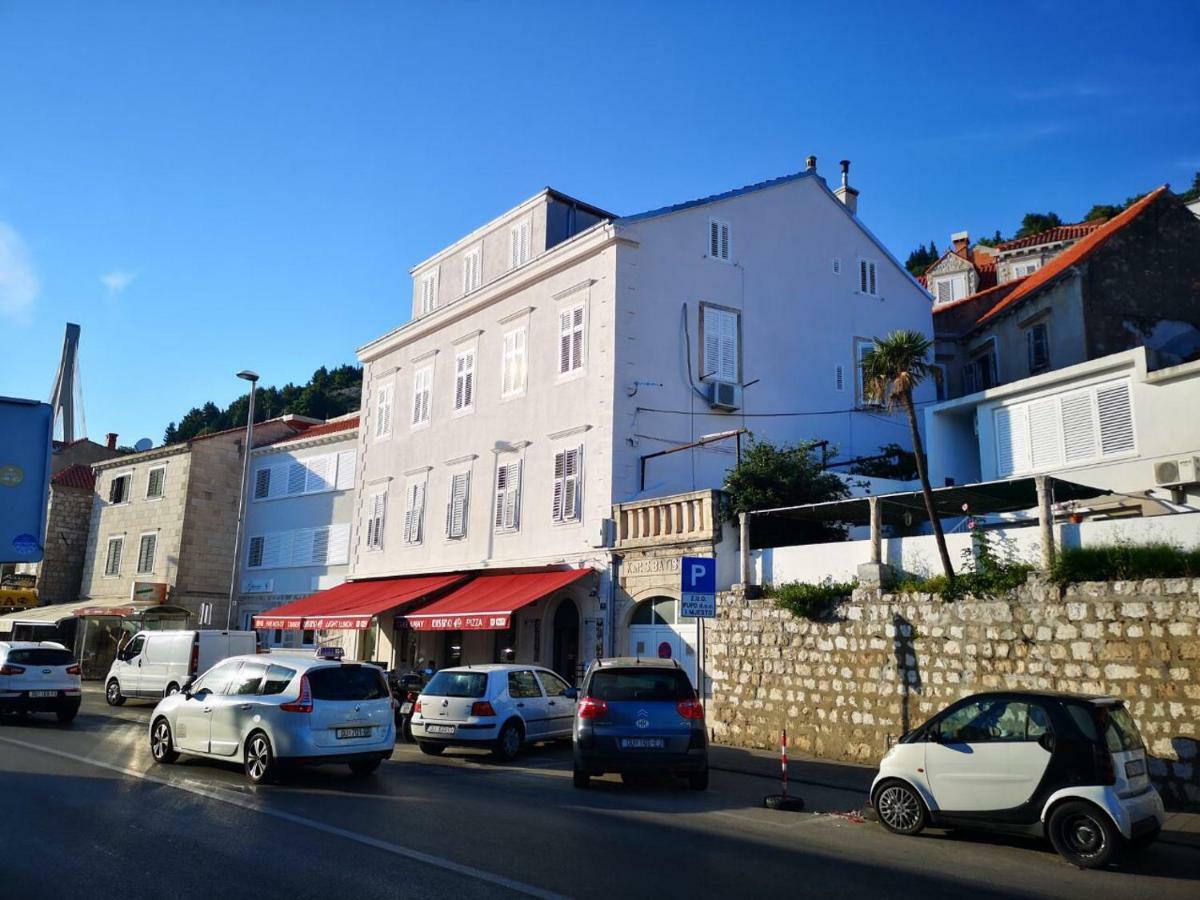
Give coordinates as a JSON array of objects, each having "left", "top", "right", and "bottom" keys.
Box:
[{"left": 680, "top": 556, "right": 716, "bottom": 618}]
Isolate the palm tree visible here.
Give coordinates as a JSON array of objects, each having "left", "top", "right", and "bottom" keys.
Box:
[{"left": 862, "top": 330, "right": 954, "bottom": 581}]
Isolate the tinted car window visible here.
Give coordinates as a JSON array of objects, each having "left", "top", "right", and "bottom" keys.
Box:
[
  {"left": 536, "top": 670, "right": 571, "bottom": 697},
  {"left": 307, "top": 666, "right": 388, "bottom": 701},
  {"left": 507, "top": 670, "right": 542, "bottom": 699},
  {"left": 1101, "top": 704, "right": 1144, "bottom": 752},
  {"left": 193, "top": 662, "right": 239, "bottom": 696},
  {"left": 938, "top": 699, "right": 1043, "bottom": 743},
  {"left": 588, "top": 669, "right": 693, "bottom": 702},
  {"left": 424, "top": 671, "right": 489, "bottom": 698},
  {"left": 261, "top": 665, "right": 296, "bottom": 696},
  {"left": 231, "top": 662, "right": 267, "bottom": 696},
  {"left": 6, "top": 648, "right": 74, "bottom": 666}
]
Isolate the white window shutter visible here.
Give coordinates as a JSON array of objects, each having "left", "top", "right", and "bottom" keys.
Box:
[
  {"left": 559, "top": 310, "right": 572, "bottom": 375},
  {"left": 860, "top": 260, "right": 869, "bottom": 293},
  {"left": 994, "top": 405, "right": 1031, "bottom": 476},
  {"left": 328, "top": 523, "right": 351, "bottom": 564},
  {"left": 552, "top": 450, "right": 566, "bottom": 521},
  {"left": 286, "top": 461, "right": 307, "bottom": 496},
  {"left": 335, "top": 450, "right": 356, "bottom": 491},
  {"left": 1061, "top": 391, "right": 1098, "bottom": 463},
  {"left": 291, "top": 528, "right": 314, "bottom": 566},
  {"left": 414, "top": 482, "right": 425, "bottom": 542},
  {"left": 310, "top": 527, "right": 330, "bottom": 565},
  {"left": 304, "top": 454, "right": 333, "bottom": 493},
  {"left": 376, "top": 384, "right": 393, "bottom": 438},
  {"left": 447, "top": 472, "right": 469, "bottom": 538},
  {"left": 1028, "top": 398, "right": 1063, "bottom": 470},
  {"left": 703, "top": 306, "right": 738, "bottom": 382},
  {"left": 1097, "top": 383, "right": 1135, "bottom": 455},
  {"left": 494, "top": 464, "right": 508, "bottom": 528},
  {"left": 869, "top": 262, "right": 877, "bottom": 296},
  {"left": 937, "top": 281, "right": 952, "bottom": 304}
]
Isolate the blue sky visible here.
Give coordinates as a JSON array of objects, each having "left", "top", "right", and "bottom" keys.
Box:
[{"left": 2, "top": 1, "right": 1198, "bottom": 445}]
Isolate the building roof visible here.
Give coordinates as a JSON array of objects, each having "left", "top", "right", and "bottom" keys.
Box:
[
  {"left": 51, "top": 463, "right": 96, "bottom": 491},
  {"left": 618, "top": 170, "right": 816, "bottom": 223},
  {"left": 996, "top": 219, "right": 1107, "bottom": 253},
  {"left": 926, "top": 245, "right": 997, "bottom": 292},
  {"left": 93, "top": 415, "right": 318, "bottom": 470},
  {"left": 260, "top": 414, "right": 359, "bottom": 449}
]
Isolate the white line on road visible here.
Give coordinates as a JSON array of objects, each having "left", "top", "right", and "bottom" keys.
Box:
[{"left": 0, "top": 734, "right": 569, "bottom": 900}]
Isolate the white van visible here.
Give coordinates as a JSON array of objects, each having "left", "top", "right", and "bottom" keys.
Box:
[{"left": 105, "top": 630, "right": 258, "bottom": 705}]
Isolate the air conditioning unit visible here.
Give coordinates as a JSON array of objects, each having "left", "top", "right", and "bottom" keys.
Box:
[
  {"left": 707, "top": 381, "right": 742, "bottom": 411},
  {"left": 1154, "top": 457, "right": 1200, "bottom": 487}
]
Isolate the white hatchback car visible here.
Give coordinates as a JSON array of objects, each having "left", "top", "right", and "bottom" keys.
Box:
[
  {"left": 148, "top": 649, "right": 395, "bottom": 783},
  {"left": 411, "top": 664, "right": 576, "bottom": 761},
  {"left": 0, "top": 641, "right": 82, "bottom": 724}
]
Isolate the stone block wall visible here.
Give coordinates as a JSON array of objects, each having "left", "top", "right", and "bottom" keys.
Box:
[
  {"left": 706, "top": 578, "right": 1200, "bottom": 809},
  {"left": 35, "top": 484, "right": 95, "bottom": 604}
]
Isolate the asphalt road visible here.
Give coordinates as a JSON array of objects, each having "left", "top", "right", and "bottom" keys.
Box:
[{"left": 1, "top": 691, "right": 1197, "bottom": 900}]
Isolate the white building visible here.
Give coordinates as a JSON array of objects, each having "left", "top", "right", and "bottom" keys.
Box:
[{"left": 262, "top": 160, "right": 935, "bottom": 682}]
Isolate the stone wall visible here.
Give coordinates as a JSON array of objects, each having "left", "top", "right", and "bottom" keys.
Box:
[
  {"left": 707, "top": 578, "right": 1200, "bottom": 809},
  {"left": 36, "top": 484, "right": 95, "bottom": 604}
]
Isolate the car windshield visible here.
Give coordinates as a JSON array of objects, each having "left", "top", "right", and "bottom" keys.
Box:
[
  {"left": 6, "top": 648, "right": 74, "bottom": 666},
  {"left": 424, "top": 671, "right": 489, "bottom": 698},
  {"left": 306, "top": 665, "right": 388, "bottom": 701},
  {"left": 1101, "top": 704, "right": 1144, "bottom": 753},
  {"left": 588, "top": 669, "right": 693, "bottom": 702}
]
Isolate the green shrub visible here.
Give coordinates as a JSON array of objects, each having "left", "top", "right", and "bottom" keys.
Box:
[
  {"left": 1051, "top": 543, "right": 1200, "bottom": 583},
  {"left": 894, "top": 529, "right": 1034, "bottom": 599},
  {"left": 767, "top": 578, "right": 858, "bottom": 619}
]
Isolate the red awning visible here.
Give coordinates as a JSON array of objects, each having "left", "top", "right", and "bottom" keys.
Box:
[
  {"left": 253, "top": 574, "right": 467, "bottom": 631},
  {"left": 402, "top": 569, "right": 592, "bottom": 632}
]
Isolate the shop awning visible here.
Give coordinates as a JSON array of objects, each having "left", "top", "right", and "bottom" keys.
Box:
[
  {"left": 253, "top": 574, "right": 468, "bottom": 630},
  {"left": 403, "top": 569, "right": 593, "bottom": 632}
]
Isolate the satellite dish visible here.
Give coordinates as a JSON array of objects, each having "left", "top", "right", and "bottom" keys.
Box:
[{"left": 133, "top": 438, "right": 153, "bottom": 452}]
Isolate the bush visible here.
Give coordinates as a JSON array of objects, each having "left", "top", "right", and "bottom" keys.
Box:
[
  {"left": 1051, "top": 543, "right": 1200, "bottom": 583},
  {"left": 768, "top": 578, "right": 858, "bottom": 619},
  {"left": 894, "top": 529, "right": 1034, "bottom": 600}
]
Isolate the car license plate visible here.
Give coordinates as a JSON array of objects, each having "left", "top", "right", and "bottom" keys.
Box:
[
  {"left": 1125, "top": 758, "right": 1146, "bottom": 778},
  {"left": 400, "top": 702, "right": 413, "bottom": 714},
  {"left": 335, "top": 727, "right": 372, "bottom": 740},
  {"left": 425, "top": 724, "right": 455, "bottom": 735},
  {"left": 29, "top": 690, "right": 57, "bottom": 698},
  {"left": 619, "top": 738, "right": 665, "bottom": 750}
]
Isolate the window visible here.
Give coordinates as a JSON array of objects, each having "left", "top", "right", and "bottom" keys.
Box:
[
  {"left": 419, "top": 271, "right": 437, "bottom": 314},
  {"left": 146, "top": 467, "right": 165, "bottom": 499},
  {"left": 1015, "top": 261, "right": 1040, "bottom": 278},
  {"left": 552, "top": 446, "right": 582, "bottom": 524},
  {"left": 462, "top": 246, "right": 482, "bottom": 294},
  {"left": 261, "top": 665, "right": 297, "bottom": 696},
  {"left": 453, "top": 349, "right": 475, "bottom": 413},
  {"left": 494, "top": 460, "right": 522, "bottom": 532},
  {"left": 510, "top": 219, "right": 531, "bottom": 268},
  {"left": 855, "top": 338, "right": 878, "bottom": 406},
  {"left": 104, "top": 537, "right": 123, "bottom": 576},
  {"left": 936, "top": 699, "right": 1051, "bottom": 743},
  {"left": 858, "top": 258, "right": 878, "bottom": 296},
  {"left": 963, "top": 348, "right": 997, "bottom": 394},
  {"left": 366, "top": 491, "right": 387, "bottom": 551},
  {"left": 231, "top": 662, "right": 267, "bottom": 696},
  {"left": 701, "top": 304, "right": 739, "bottom": 382},
  {"left": 832, "top": 257, "right": 841, "bottom": 275},
  {"left": 248, "top": 536, "right": 265, "bottom": 568},
  {"left": 108, "top": 473, "right": 131, "bottom": 504},
  {"left": 403, "top": 481, "right": 426, "bottom": 545},
  {"left": 375, "top": 383, "right": 394, "bottom": 440},
  {"left": 1027, "top": 322, "right": 1050, "bottom": 372},
  {"left": 411, "top": 367, "right": 432, "bottom": 427},
  {"left": 424, "top": 670, "right": 488, "bottom": 698},
  {"left": 536, "top": 669, "right": 571, "bottom": 697},
  {"left": 254, "top": 466, "right": 271, "bottom": 499},
  {"left": 708, "top": 218, "right": 731, "bottom": 262},
  {"left": 501, "top": 328, "right": 527, "bottom": 397},
  {"left": 192, "top": 661, "right": 239, "bottom": 697},
  {"left": 588, "top": 668, "right": 693, "bottom": 702},
  {"left": 307, "top": 666, "right": 389, "bottom": 701},
  {"left": 136, "top": 533, "right": 157, "bottom": 574},
  {"left": 936, "top": 280, "right": 953, "bottom": 304},
  {"left": 507, "top": 670, "right": 543, "bottom": 699},
  {"left": 445, "top": 472, "right": 470, "bottom": 539},
  {"left": 559, "top": 303, "right": 586, "bottom": 376},
  {"left": 253, "top": 451, "right": 353, "bottom": 502}
]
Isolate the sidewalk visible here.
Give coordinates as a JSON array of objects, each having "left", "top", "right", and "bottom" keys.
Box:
[{"left": 710, "top": 742, "right": 1200, "bottom": 851}]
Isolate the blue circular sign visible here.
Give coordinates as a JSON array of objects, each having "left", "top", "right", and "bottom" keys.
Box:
[{"left": 11, "top": 533, "right": 39, "bottom": 557}]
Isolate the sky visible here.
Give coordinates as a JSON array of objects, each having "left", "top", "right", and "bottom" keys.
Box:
[{"left": 2, "top": 0, "right": 1198, "bottom": 446}]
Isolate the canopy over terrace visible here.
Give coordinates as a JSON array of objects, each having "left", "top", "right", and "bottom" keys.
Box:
[
  {"left": 402, "top": 569, "right": 593, "bottom": 631},
  {"left": 252, "top": 574, "right": 468, "bottom": 631}
]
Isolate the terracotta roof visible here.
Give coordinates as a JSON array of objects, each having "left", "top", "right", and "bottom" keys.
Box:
[
  {"left": 51, "top": 463, "right": 96, "bottom": 490},
  {"left": 189, "top": 416, "right": 314, "bottom": 447},
  {"left": 996, "top": 219, "right": 1107, "bottom": 252},
  {"left": 976, "top": 187, "right": 1167, "bottom": 325},
  {"left": 926, "top": 246, "right": 997, "bottom": 292},
  {"left": 264, "top": 415, "right": 359, "bottom": 447}
]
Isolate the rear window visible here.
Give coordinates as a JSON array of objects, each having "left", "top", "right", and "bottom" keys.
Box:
[
  {"left": 1100, "top": 704, "right": 1144, "bottom": 752},
  {"left": 6, "top": 648, "right": 74, "bottom": 667},
  {"left": 307, "top": 665, "right": 388, "bottom": 701},
  {"left": 588, "top": 669, "right": 693, "bottom": 702},
  {"left": 424, "top": 670, "right": 489, "bottom": 698},
  {"left": 261, "top": 665, "right": 296, "bottom": 696}
]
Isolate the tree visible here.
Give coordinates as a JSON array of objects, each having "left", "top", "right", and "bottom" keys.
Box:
[
  {"left": 904, "top": 241, "right": 942, "bottom": 277},
  {"left": 848, "top": 443, "right": 921, "bottom": 481},
  {"left": 862, "top": 330, "right": 954, "bottom": 581},
  {"left": 976, "top": 229, "right": 1005, "bottom": 247},
  {"left": 722, "top": 439, "right": 851, "bottom": 544},
  {"left": 1084, "top": 203, "right": 1121, "bottom": 221},
  {"left": 1014, "top": 212, "right": 1063, "bottom": 239},
  {"left": 1179, "top": 171, "right": 1200, "bottom": 204}
]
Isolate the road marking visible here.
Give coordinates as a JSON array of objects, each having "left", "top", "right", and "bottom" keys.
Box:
[{"left": 0, "top": 734, "right": 569, "bottom": 900}]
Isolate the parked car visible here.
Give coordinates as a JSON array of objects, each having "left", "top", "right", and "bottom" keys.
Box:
[
  {"left": 0, "top": 641, "right": 82, "bottom": 723},
  {"left": 106, "top": 629, "right": 258, "bottom": 705},
  {"left": 410, "top": 664, "right": 576, "bottom": 761},
  {"left": 571, "top": 657, "right": 708, "bottom": 790},
  {"left": 870, "top": 690, "right": 1165, "bottom": 869},
  {"left": 147, "top": 647, "right": 394, "bottom": 783}
]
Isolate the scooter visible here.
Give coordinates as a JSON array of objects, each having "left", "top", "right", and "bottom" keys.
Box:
[{"left": 387, "top": 671, "right": 428, "bottom": 742}]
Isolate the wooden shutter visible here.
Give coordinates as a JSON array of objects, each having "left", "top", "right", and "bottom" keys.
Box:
[
  {"left": 335, "top": 450, "right": 356, "bottom": 491},
  {"left": 254, "top": 466, "right": 272, "bottom": 500},
  {"left": 1060, "top": 391, "right": 1097, "bottom": 463},
  {"left": 412, "top": 368, "right": 430, "bottom": 425},
  {"left": 366, "top": 492, "right": 386, "bottom": 549},
  {"left": 937, "top": 281, "right": 952, "bottom": 304},
  {"left": 502, "top": 329, "right": 526, "bottom": 395},
  {"left": 1097, "top": 382, "right": 1135, "bottom": 455},
  {"left": 454, "top": 351, "right": 474, "bottom": 410},
  {"left": 868, "top": 261, "right": 877, "bottom": 295},
  {"left": 147, "top": 468, "right": 164, "bottom": 498},
  {"left": 405, "top": 483, "right": 425, "bottom": 543},
  {"left": 446, "top": 472, "right": 469, "bottom": 538},
  {"left": 105, "top": 538, "right": 123, "bottom": 575},
  {"left": 1027, "top": 398, "right": 1063, "bottom": 470},
  {"left": 710, "top": 220, "right": 720, "bottom": 257},
  {"left": 570, "top": 306, "right": 584, "bottom": 373},
  {"left": 562, "top": 446, "right": 582, "bottom": 521},
  {"left": 137, "top": 534, "right": 156, "bottom": 573}
]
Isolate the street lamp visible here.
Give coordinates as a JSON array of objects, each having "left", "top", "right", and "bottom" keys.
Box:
[{"left": 225, "top": 369, "right": 260, "bottom": 630}]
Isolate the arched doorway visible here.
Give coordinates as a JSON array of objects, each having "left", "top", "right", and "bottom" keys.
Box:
[
  {"left": 628, "top": 596, "right": 698, "bottom": 686},
  {"left": 552, "top": 598, "right": 579, "bottom": 681}
]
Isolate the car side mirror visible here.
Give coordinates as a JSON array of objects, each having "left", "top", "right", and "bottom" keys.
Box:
[
  {"left": 1037, "top": 732, "right": 1056, "bottom": 753},
  {"left": 564, "top": 687, "right": 578, "bottom": 700}
]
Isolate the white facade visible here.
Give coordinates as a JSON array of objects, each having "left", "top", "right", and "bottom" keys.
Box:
[
  {"left": 236, "top": 418, "right": 359, "bottom": 648},
  {"left": 352, "top": 165, "right": 935, "bottom": 677}
]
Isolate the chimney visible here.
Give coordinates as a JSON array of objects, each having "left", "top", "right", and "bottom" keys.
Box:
[
  {"left": 834, "top": 159, "right": 859, "bottom": 215},
  {"left": 106, "top": 432, "right": 118, "bottom": 450},
  {"left": 805, "top": 155, "right": 817, "bottom": 173},
  {"left": 951, "top": 231, "right": 970, "bottom": 257}
]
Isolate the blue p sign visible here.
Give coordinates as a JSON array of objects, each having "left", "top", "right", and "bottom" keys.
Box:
[{"left": 681, "top": 556, "right": 716, "bottom": 596}]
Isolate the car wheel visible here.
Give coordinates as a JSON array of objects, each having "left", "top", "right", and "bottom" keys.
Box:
[
  {"left": 164, "top": 682, "right": 181, "bottom": 698},
  {"left": 418, "top": 741, "right": 445, "bottom": 756},
  {"left": 688, "top": 768, "right": 710, "bottom": 791},
  {"left": 244, "top": 731, "right": 276, "bottom": 785},
  {"left": 874, "top": 780, "right": 927, "bottom": 836},
  {"left": 105, "top": 679, "right": 125, "bottom": 707},
  {"left": 150, "top": 718, "right": 179, "bottom": 764},
  {"left": 55, "top": 706, "right": 78, "bottom": 725},
  {"left": 573, "top": 765, "right": 591, "bottom": 789},
  {"left": 349, "top": 758, "right": 382, "bottom": 776},
  {"left": 493, "top": 721, "right": 523, "bottom": 762},
  {"left": 1048, "top": 801, "right": 1120, "bottom": 869},
  {"left": 402, "top": 719, "right": 413, "bottom": 743}
]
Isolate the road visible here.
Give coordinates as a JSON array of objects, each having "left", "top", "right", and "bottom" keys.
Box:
[{"left": 1, "top": 690, "right": 1197, "bottom": 899}]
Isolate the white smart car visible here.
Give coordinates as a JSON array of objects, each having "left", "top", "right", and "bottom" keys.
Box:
[
  {"left": 870, "top": 690, "right": 1165, "bottom": 869},
  {"left": 148, "top": 648, "right": 394, "bottom": 783},
  {"left": 410, "top": 664, "right": 576, "bottom": 761},
  {"left": 0, "top": 641, "right": 82, "bottom": 724}
]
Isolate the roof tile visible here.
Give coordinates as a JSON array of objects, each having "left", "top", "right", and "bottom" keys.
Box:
[{"left": 51, "top": 463, "right": 96, "bottom": 490}]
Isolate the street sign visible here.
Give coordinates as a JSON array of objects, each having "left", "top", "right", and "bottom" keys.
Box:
[
  {"left": 0, "top": 397, "right": 53, "bottom": 564},
  {"left": 680, "top": 556, "right": 716, "bottom": 618}
]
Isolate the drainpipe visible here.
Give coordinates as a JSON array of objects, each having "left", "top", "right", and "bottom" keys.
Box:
[{"left": 607, "top": 556, "right": 619, "bottom": 658}]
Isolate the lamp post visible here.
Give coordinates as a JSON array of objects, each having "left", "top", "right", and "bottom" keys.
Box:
[{"left": 225, "top": 369, "right": 259, "bottom": 630}]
